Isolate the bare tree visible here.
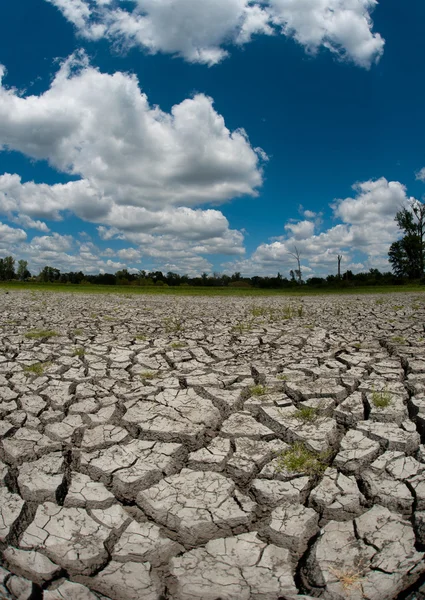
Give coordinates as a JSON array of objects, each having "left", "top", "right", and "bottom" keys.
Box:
[
  {"left": 337, "top": 255, "right": 342, "bottom": 279},
  {"left": 288, "top": 246, "right": 302, "bottom": 284}
]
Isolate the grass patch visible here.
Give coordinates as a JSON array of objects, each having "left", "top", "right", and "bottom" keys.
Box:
[
  {"left": 276, "top": 374, "right": 288, "bottom": 381},
  {"left": 371, "top": 389, "right": 392, "bottom": 408},
  {"left": 72, "top": 347, "right": 85, "bottom": 357},
  {"left": 231, "top": 321, "right": 253, "bottom": 334},
  {"left": 73, "top": 329, "right": 84, "bottom": 336},
  {"left": 135, "top": 334, "right": 147, "bottom": 341},
  {"left": 23, "top": 362, "right": 51, "bottom": 376},
  {"left": 140, "top": 371, "right": 158, "bottom": 380},
  {"left": 329, "top": 566, "right": 364, "bottom": 591},
  {"left": 2, "top": 281, "right": 425, "bottom": 297},
  {"left": 293, "top": 405, "right": 319, "bottom": 423},
  {"left": 25, "top": 329, "right": 58, "bottom": 339},
  {"left": 391, "top": 336, "right": 406, "bottom": 344},
  {"left": 277, "top": 442, "right": 329, "bottom": 476},
  {"left": 249, "top": 384, "right": 269, "bottom": 396},
  {"left": 250, "top": 306, "right": 269, "bottom": 317},
  {"left": 170, "top": 341, "right": 187, "bottom": 349},
  {"left": 163, "top": 317, "right": 183, "bottom": 333}
]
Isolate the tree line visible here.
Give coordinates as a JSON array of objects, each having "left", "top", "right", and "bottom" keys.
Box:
[
  {"left": 0, "top": 258, "right": 415, "bottom": 289},
  {"left": 0, "top": 200, "right": 423, "bottom": 288}
]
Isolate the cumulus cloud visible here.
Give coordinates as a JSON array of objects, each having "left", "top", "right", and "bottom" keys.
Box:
[
  {"left": 0, "top": 53, "right": 264, "bottom": 212},
  {"left": 45, "top": 0, "right": 384, "bottom": 68},
  {"left": 416, "top": 167, "right": 425, "bottom": 182},
  {"left": 226, "top": 178, "right": 414, "bottom": 277},
  {"left": 0, "top": 222, "right": 27, "bottom": 245},
  {"left": 0, "top": 54, "right": 258, "bottom": 271}
]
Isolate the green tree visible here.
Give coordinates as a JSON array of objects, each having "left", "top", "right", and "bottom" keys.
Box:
[
  {"left": 39, "top": 266, "right": 60, "bottom": 283},
  {"left": 17, "top": 260, "right": 30, "bottom": 281},
  {"left": 1, "top": 256, "right": 16, "bottom": 280},
  {"left": 389, "top": 202, "right": 425, "bottom": 279}
]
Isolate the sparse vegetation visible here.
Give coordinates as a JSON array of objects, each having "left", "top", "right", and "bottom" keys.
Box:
[
  {"left": 329, "top": 565, "right": 365, "bottom": 592},
  {"left": 73, "top": 329, "right": 84, "bottom": 336},
  {"left": 25, "top": 329, "right": 58, "bottom": 339},
  {"left": 170, "top": 341, "right": 187, "bottom": 349},
  {"left": 371, "top": 389, "right": 392, "bottom": 409},
  {"left": 140, "top": 371, "right": 158, "bottom": 380},
  {"left": 391, "top": 336, "right": 406, "bottom": 344},
  {"left": 135, "top": 334, "right": 147, "bottom": 341},
  {"left": 277, "top": 442, "right": 329, "bottom": 476},
  {"left": 276, "top": 374, "right": 288, "bottom": 381},
  {"left": 231, "top": 321, "right": 252, "bottom": 334},
  {"left": 72, "top": 347, "right": 85, "bottom": 357},
  {"left": 293, "top": 405, "right": 319, "bottom": 423},
  {"left": 163, "top": 317, "right": 183, "bottom": 333},
  {"left": 23, "top": 362, "right": 51, "bottom": 376},
  {"left": 249, "top": 384, "right": 269, "bottom": 396}
]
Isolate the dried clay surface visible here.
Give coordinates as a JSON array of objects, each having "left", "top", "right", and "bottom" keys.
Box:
[{"left": 0, "top": 289, "right": 425, "bottom": 600}]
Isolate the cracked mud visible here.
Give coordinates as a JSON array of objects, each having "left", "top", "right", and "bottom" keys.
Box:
[{"left": 0, "top": 290, "right": 425, "bottom": 599}]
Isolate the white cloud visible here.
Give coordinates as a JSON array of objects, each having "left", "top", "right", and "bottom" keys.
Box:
[
  {"left": 332, "top": 178, "right": 411, "bottom": 224},
  {"left": 0, "top": 54, "right": 258, "bottom": 269},
  {"left": 268, "top": 0, "right": 384, "bottom": 68},
  {"left": 30, "top": 233, "right": 74, "bottom": 252},
  {"left": 284, "top": 219, "right": 315, "bottom": 239},
  {"left": 10, "top": 214, "right": 50, "bottom": 232},
  {"left": 416, "top": 167, "right": 425, "bottom": 182},
  {"left": 0, "top": 222, "right": 27, "bottom": 245},
  {"left": 45, "top": 0, "right": 384, "bottom": 68},
  {"left": 225, "top": 178, "right": 414, "bottom": 277},
  {"left": 0, "top": 53, "right": 264, "bottom": 214}
]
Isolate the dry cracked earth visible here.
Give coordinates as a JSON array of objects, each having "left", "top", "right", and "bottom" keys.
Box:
[{"left": 1, "top": 290, "right": 425, "bottom": 600}]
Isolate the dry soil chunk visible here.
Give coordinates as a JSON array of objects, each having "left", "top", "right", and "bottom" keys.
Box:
[
  {"left": 0, "top": 488, "right": 25, "bottom": 541},
  {"left": 250, "top": 477, "right": 310, "bottom": 507},
  {"left": 122, "top": 388, "right": 221, "bottom": 447},
  {"left": 309, "top": 467, "right": 366, "bottom": 522},
  {"left": 81, "top": 424, "right": 129, "bottom": 451},
  {"left": 84, "top": 560, "right": 162, "bottom": 600},
  {"left": 220, "top": 411, "right": 276, "bottom": 440},
  {"left": 3, "top": 547, "right": 61, "bottom": 585},
  {"left": 64, "top": 472, "right": 115, "bottom": 508},
  {"left": 1, "top": 428, "right": 61, "bottom": 465},
  {"left": 137, "top": 469, "right": 255, "bottom": 545},
  {"left": 112, "top": 520, "right": 183, "bottom": 565},
  {"left": 262, "top": 504, "right": 319, "bottom": 558},
  {"left": 44, "top": 580, "right": 99, "bottom": 599},
  {"left": 168, "top": 531, "right": 297, "bottom": 600},
  {"left": 333, "top": 429, "right": 381, "bottom": 475},
  {"left": 356, "top": 421, "right": 420, "bottom": 453},
  {"left": 188, "top": 437, "right": 232, "bottom": 471},
  {"left": 80, "top": 438, "right": 185, "bottom": 500},
  {"left": 18, "top": 452, "right": 65, "bottom": 503},
  {"left": 20, "top": 503, "right": 110, "bottom": 575}
]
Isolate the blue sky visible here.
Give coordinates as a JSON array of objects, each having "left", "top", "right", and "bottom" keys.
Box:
[{"left": 0, "top": 0, "right": 424, "bottom": 278}]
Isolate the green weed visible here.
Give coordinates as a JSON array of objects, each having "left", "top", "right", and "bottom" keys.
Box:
[
  {"left": 25, "top": 329, "right": 58, "bottom": 339},
  {"left": 293, "top": 406, "right": 319, "bottom": 423},
  {"left": 277, "top": 442, "right": 329, "bottom": 476},
  {"left": 371, "top": 389, "right": 392, "bottom": 409},
  {"left": 391, "top": 336, "right": 406, "bottom": 344},
  {"left": 163, "top": 317, "right": 183, "bottom": 333},
  {"left": 72, "top": 347, "right": 85, "bottom": 357},
  {"left": 249, "top": 384, "right": 269, "bottom": 396},
  {"left": 23, "top": 362, "right": 51, "bottom": 376},
  {"left": 140, "top": 371, "right": 158, "bottom": 380}
]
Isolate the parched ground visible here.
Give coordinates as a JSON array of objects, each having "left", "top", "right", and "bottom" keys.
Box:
[{"left": 0, "top": 290, "right": 425, "bottom": 600}]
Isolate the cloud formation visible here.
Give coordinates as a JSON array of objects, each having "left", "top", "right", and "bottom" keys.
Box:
[
  {"left": 46, "top": 0, "right": 384, "bottom": 68},
  {"left": 226, "top": 178, "right": 415, "bottom": 277},
  {"left": 0, "top": 53, "right": 259, "bottom": 271}
]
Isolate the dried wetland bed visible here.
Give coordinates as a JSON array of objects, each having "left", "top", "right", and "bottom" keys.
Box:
[{"left": 0, "top": 290, "right": 425, "bottom": 600}]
